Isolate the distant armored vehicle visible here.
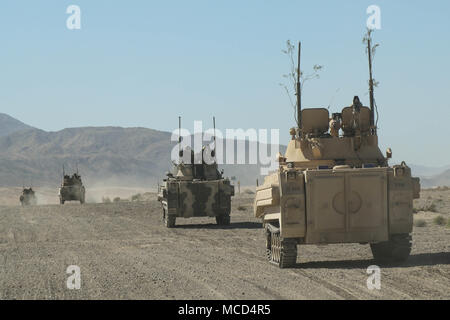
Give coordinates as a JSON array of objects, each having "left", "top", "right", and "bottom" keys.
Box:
[
  {"left": 59, "top": 171, "right": 85, "bottom": 204},
  {"left": 157, "top": 117, "right": 234, "bottom": 227},
  {"left": 254, "top": 36, "right": 420, "bottom": 268},
  {"left": 20, "top": 187, "right": 37, "bottom": 206}
]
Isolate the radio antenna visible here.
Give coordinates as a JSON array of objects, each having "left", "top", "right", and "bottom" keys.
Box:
[
  {"left": 296, "top": 41, "right": 302, "bottom": 129},
  {"left": 365, "top": 29, "right": 375, "bottom": 129},
  {"left": 213, "top": 116, "right": 217, "bottom": 161}
]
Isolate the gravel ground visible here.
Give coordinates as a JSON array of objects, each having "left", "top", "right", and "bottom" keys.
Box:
[{"left": 0, "top": 193, "right": 449, "bottom": 300}]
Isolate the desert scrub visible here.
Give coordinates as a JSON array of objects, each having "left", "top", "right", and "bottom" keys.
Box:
[
  {"left": 433, "top": 215, "right": 446, "bottom": 226},
  {"left": 414, "top": 219, "right": 427, "bottom": 227},
  {"left": 102, "top": 196, "right": 111, "bottom": 203},
  {"left": 243, "top": 189, "right": 255, "bottom": 195},
  {"left": 131, "top": 193, "right": 142, "bottom": 201},
  {"left": 422, "top": 202, "right": 438, "bottom": 213},
  {"left": 113, "top": 197, "right": 121, "bottom": 203}
]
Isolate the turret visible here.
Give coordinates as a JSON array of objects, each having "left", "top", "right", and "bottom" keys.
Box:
[
  {"left": 170, "top": 117, "right": 221, "bottom": 181},
  {"left": 281, "top": 35, "right": 386, "bottom": 169}
]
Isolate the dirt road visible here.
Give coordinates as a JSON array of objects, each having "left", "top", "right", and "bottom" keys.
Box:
[{"left": 0, "top": 194, "right": 449, "bottom": 299}]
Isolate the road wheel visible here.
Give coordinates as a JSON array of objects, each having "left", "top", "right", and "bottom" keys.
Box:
[
  {"left": 370, "top": 234, "right": 412, "bottom": 262},
  {"left": 215, "top": 215, "right": 230, "bottom": 226},
  {"left": 266, "top": 228, "right": 297, "bottom": 268},
  {"left": 163, "top": 209, "right": 176, "bottom": 228}
]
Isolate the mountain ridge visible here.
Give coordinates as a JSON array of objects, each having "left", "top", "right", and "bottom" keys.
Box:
[
  {"left": 0, "top": 116, "right": 274, "bottom": 187},
  {"left": 0, "top": 113, "right": 449, "bottom": 188},
  {"left": 0, "top": 113, "right": 35, "bottom": 137}
]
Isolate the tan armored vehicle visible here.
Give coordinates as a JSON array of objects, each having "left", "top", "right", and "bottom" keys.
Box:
[
  {"left": 59, "top": 170, "right": 86, "bottom": 204},
  {"left": 20, "top": 187, "right": 37, "bottom": 206},
  {"left": 254, "top": 37, "right": 420, "bottom": 268},
  {"left": 157, "top": 117, "right": 235, "bottom": 228}
]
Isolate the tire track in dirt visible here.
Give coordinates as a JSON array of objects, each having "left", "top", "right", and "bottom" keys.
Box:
[{"left": 0, "top": 197, "right": 449, "bottom": 299}]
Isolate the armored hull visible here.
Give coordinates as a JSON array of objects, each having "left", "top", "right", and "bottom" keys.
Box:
[
  {"left": 59, "top": 185, "right": 85, "bottom": 204},
  {"left": 59, "top": 173, "right": 85, "bottom": 204},
  {"left": 158, "top": 177, "right": 234, "bottom": 227},
  {"left": 254, "top": 35, "right": 421, "bottom": 268},
  {"left": 20, "top": 188, "right": 37, "bottom": 206},
  {"left": 254, "top": 105, "right": 421, "bottom": 268},
  {"left": 157, "top": 117, "right": 234, "bottom": 227},
  {"left": 158, "top": 157, "right": 234, "bottom": 227}
]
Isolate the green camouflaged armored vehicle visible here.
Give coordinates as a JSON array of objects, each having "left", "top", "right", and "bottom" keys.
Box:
[
  {"left": 157, "top": 118, "right": 234, "bottom": 228},
  {"left": 20, "top": 187, "right": 37, "bottom": 206},
  {"left": 59, "top": 172, "right": 86, "bottom": 204}
]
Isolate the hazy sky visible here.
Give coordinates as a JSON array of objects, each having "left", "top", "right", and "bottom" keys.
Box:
[{"left": 0, "top": 1, "right": 449, "bottom": 166}]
